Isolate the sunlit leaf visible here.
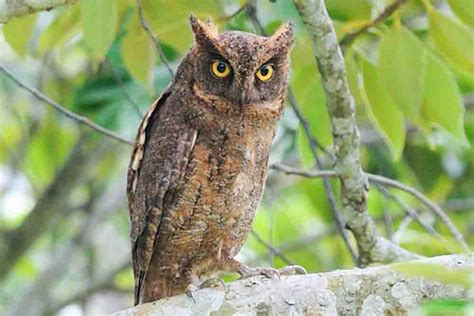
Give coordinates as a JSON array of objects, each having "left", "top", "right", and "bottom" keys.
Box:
[
  {"left": 3, "top": 14, "right": 37, "bottom": 57},
  {"left": 378, "top": 26, "right": 427, "bottom": 122},
  {"left": 121, "top": 10, "right": 155, "bottom": 87},
  {"left": 325, "top": 0, "right": 371, "bottom": 21},
  {"left": 429, "top": 9, "right": 474, "bottom": 75},
  {"left": 362, "top": 59, "right": 405, "bottom": 160},
  {"left": 422, "top": 52, "right": 468, "bottom": 145},
  {"left": 393, "top": 261, "right": 472, "bottom": 287},
  {"left": 447, "top": 0, "right": 474, "bottom": 28},
  {"left": 81, "top": 0, "right": 118, "bottom": 58},
  {"left": 142, "top": 0, "right": 219, "bottom": 51},
  {"left": 39, "top": 5, "right": 81, "bottom": 53}
]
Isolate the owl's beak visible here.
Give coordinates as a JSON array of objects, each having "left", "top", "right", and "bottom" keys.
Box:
[{"left": 238, "top": 91, "right": 250, "bottom": 106}]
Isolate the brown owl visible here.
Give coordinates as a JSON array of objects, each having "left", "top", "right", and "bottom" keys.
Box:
[{"left": 127, "top": 15, "right": 300, "bottom": 305}]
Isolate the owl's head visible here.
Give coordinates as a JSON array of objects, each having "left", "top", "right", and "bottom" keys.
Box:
[{"left": 180, "top": 15, "right": 294, "bottom": 108}]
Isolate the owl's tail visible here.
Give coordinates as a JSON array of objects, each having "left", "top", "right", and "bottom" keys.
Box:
[{"left": 135, "top": 274, "right": 188, "bottom": 305}]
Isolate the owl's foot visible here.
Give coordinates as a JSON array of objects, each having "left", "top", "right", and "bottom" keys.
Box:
[
  {"left": 238, "top": 265, "right": 280, "bottom": 280},
  {"left": 199, "top": 277, "right": 226, "bottom": 290},
  {"left": 278, "top": 265, "right": 307, "bottom": 276},
  {"left": 186, "top": 277, "right": 225, "bottom": 303}
]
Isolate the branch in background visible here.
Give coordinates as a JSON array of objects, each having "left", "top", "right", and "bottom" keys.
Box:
[
  {"left": 271, "top": 163, "right": 470, "bottom": 252},
  {"left": 217, "top": 3, "right": 246, "bottom": 22},
  {"left": 0, "top": 0, "right": 78, "bottom": 23},
  {"left": 46, "top": 261, "right": 130, "bottom": 315},
  {"left": 369, "top": 174, "right": 470, "bottom": 252},
  {"left": 114, "top": 253, "right": 473, "bottom": 315},
  {"left": 339, "top": 0, "right": 408, "bottom": 48},
  {"left": 0, "top": 136, "right": 100, "bottom": 279},
  {"left": 250, "top": 230, "right": 295, "bottom": 266},
  {"left": 246, "top": 0, "right": 358, "bottom": 265},
  {"left": 136, "top": 0, "right": 174, "bottom": 79},
  {"left": 107, "top": 58, "right": 143, "bottom": 118},
  {"left": 0, "top": 65, "right": 133, "bottom": 146}
]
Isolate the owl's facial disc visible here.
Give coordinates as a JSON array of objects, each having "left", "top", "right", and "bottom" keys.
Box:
[{"left": 188, "top": 16, "right": 294, "bottom": 108}]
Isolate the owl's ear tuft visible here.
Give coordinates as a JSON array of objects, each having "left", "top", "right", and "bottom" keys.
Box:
[
  {"left": 189, "top": 14, "right": 218, "bottom": 47},
  {"left": 270, "top": 21, "right": 295, "bottom": 53}
]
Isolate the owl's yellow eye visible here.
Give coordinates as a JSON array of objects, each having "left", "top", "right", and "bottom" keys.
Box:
[
  {"left": 211, "top": 60, "right": 231, "bottom": 78},
  {"left": 256, "top": 64, "right": 274, "bottom": 82}
]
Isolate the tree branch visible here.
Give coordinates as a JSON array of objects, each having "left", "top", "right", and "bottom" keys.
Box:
[
  {"left": 0, "top": 0, "right": 77, "bottom": 23},
  {"left": 114, "top": 253, "right": 473, "bottom": 315},
  {"left": 339, "top": 0, "right": 408, "bottom": 49},
  {"left": 292, "top": 0, "right": 413, "bottom": 266},
  {"left": 0, "top": 65, "right": 133, "bottom": 146},
  {"left": 270, "top": 163, "right": 470, "bottom": 252},
  {"left": 0, "top": 136, "right": 102, "bottom": 279},
  {"left": 136, "top": 0, "right": 174, "bottom": 79}
]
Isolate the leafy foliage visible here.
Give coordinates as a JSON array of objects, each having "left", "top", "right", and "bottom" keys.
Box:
[{"left": 0, "top": 0, "right": 473, "bottom": 314}]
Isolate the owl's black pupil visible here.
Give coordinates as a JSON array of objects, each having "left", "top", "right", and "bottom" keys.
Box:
[
  {"left": 260, "top": 66, "right": 269, "bottom": 76},
  {"left": 217, "top": 62, "right": 226, "bottom": 73}
]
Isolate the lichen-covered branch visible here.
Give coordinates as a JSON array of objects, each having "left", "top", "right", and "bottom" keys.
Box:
[
  {"left": 292, "top": 0, "right": 418, "bottom": 265},
  {"left": 0, "top": 0, "right": 77, "bottom": 23},
  {"left": 114, "top": 253, "right": 473, "bottom": 315}
]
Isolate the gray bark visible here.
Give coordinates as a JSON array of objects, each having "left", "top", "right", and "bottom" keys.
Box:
[
  {"left": 0, "top": 0, "right": 77, "bottom": 23},
  {"left": 114, "top": 253, "right": 473, "bottom": 315}
]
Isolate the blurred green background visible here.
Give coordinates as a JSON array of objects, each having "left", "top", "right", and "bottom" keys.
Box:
[{"left": 0, "top": 0, "right": 473, "bottom": 315}]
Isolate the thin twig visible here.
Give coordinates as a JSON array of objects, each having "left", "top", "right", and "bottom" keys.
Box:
[
  {"left": 339, "top": 0, "right": 408, "bottom": 48},
  {"left": 374, "top": 184, "right": 451, "bottom": 249},
  {"left": 217, "top": 4, "right": 247, "bottom": 22},
  {"left": 368, "top": 174, "right": 470, "bottom": 252},
  {"left": 136, "top": 0, "right": 174, "bottom": 79},
  {"left": 271, "top": 163, "right": 336, "bottom": 178},
  {"left": 107, "top": 58, "right": 143, "bottom": 118},
  {"left": 251, "top": 230, "right": 295, "bottom": 266},
  {"left": 392, "top": 215, "right": 413, "bottom": 245},
  {"left": 0, "top": 65, "right": 133, "bottom": 146},
  {"left": 271, "top": 163, "right": 470, "bottom": 252}
]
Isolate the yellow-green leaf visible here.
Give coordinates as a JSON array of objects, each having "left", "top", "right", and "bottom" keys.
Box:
[
  {"left": 80, "top": 0, "right": 118, "bottom": 58},
  {"left": 121, "top": 11, "right": 155, "bottom": 86},
  {"left": 393, "top": 261, "right": 472, "bottom": 288},
  {"left": 3, "top": 14, "right": 37, "bottom": 57},
  {"left": 142, "top": 0, "right": 219, "bottom": 51},
  {"left": 39, "top": 6, "right": 81, "bottom": 53},
  {"left": 447, "top": 0, "right": 474, "bottom": 28},
  {"left": 429, "top": 10, "right": 474, "bottom": 75},
  {"left": 422, "top": 52, "right": 468, "bottom": 145},
  {"left": 362, "top": 59, "right": 405, "bottom": 160},
  {"left": 378, "top": 26, "right": 427, "bottom": 122}
]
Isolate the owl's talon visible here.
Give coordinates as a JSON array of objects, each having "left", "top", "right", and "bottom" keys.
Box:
[
  {"left": 279, "top": 265, "right": 307, "bottom": 276},
  {"left": 238, "top": 265, "right": 280, "bottom": 280},
  {"left": 199, "top": 277, "right": 226, "bottom": 290},
  {"left": 186, "top": 284, "right": 199, "bottom": 303}
]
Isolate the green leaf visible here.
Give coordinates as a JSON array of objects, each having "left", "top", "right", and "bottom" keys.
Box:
[
  {"left": 362, "top": 59, "right": 405, "bottom": 160},
  {"left": 3, "top": 14, "right": 37, "bottom": 57},
  {"left": 121, "top": 10, "right": 155, "bottom": 87},
  {"left": 143, "top": 0, "right": 219, "bottom": 51},
  {"left": 378, "top": 26, "right": 427, "bottom": 122},
  {"left": 325, "top": 0, "right": 371, "bottom": 21},
  {"left": 447, "top": 0, "right": 474, "bottom": 28},
  {"left": 81, "top": 0, "right": 118, "bottom": 58},
  {"left": 422, "top": 52, "right": 468, "bottom": 145},
  {"left": 392, "top": 261, "right": 472, "bottom": 287},
  {"left": 429, "top": 9, "right": 474, "bottom": 75},
  {"left": 39, "top": 6, "right": 81, "bottom": 53}
]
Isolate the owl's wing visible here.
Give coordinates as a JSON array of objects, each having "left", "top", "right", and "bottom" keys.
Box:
[{"left": 127, "top": 90, "right": 197, "bottom": 305}]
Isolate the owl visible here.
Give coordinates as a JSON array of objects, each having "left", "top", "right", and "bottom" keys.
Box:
[{"left": 127, "top": 15, "right": 299, "bottom": 305}]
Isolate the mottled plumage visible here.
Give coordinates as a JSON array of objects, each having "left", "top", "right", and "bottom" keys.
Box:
[{"left": 127, "top": 15, "right": 294, "bottom": 305}]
